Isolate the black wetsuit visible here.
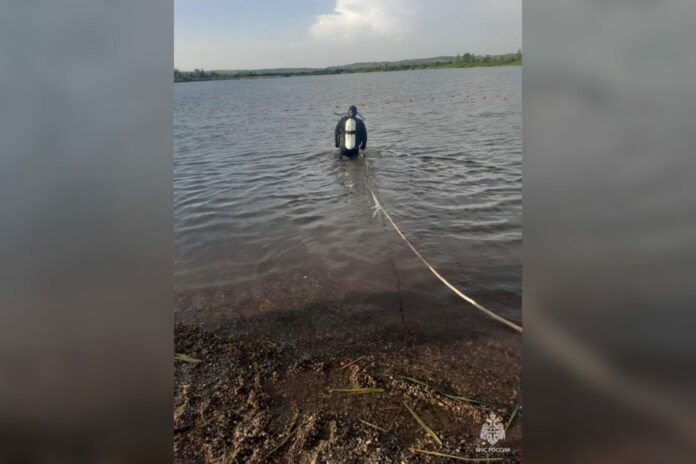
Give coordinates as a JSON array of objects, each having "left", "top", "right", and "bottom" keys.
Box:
[{"left": 335, "top": 116, "right": 367, "bottom": 158}]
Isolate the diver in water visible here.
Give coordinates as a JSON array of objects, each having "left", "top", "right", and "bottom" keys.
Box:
[{"left": 335, "top": 105, "right": 367, "bottom": 158}]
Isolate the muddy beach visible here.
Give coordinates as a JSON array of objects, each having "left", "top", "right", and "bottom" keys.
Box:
[{"left": 174, "top": 293, "right": 521, "bottom": 463}]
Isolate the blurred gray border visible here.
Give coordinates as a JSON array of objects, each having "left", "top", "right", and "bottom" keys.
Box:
[
  {"left": 524, "top": 0, "right": 696, "bottom": 462},
  {"left": 0, "top": 1, "right": 173, "bottom": 462}
]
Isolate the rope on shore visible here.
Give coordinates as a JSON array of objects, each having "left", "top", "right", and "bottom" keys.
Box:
[{"left": 370, "top": 190, "right": 523, "bottom": 334}]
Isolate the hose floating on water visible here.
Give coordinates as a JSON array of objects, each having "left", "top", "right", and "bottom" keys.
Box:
[{"left": 369, "top": 189, "right": 523, "bottom": 334}]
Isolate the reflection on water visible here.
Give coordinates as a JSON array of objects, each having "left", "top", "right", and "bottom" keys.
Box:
[
  {"left": 175, "top": 67, "right": 521, "bottom": 329},
  {"left": 334, "top": 151, "right": 378, "bottom": 197}
]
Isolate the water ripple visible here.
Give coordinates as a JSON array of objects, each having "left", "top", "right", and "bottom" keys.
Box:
[{"left": 175, "top": 67, "right": 521, "bottom": 324}]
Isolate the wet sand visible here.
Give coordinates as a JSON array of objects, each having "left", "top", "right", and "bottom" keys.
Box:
[{"left": 174, "top": 297, "right": 521, "bottom": 463}]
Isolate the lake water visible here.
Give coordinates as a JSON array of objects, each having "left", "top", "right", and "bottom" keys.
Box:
[{"left": 174, "top": 66, "right": 521, "bottom": 330}]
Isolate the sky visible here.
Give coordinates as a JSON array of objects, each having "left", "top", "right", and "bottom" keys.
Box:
[{"left": 175, "top": 0, "right": 521, "bottom": 71}]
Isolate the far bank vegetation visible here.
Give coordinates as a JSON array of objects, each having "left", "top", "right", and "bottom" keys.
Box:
[{"left": 174, "top": 50, "right": 522, "bottom": 83}]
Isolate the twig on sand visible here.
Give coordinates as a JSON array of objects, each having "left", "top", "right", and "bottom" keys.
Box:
[
  {"left": 328, "top": 387, "right": 385, "bottom": 394},
  {"left": 411, "top": 448, "right": 503, "bottom": 462},
  {"left": 263, "top": 411, "right": 300, "bottom": 460},
  {"left": 400, "top": 376, "right": 487, "bottom": 405},
  {"left": 403, "top": 402, "right": 442, "bottom": 446},
  {"left": 340, "top": 356, "right": 366, "bottom": 370},
  {"left": 359, "top": 418, "right": 388, "bottom": 432},
  {"left": 175, "top": 353, "right": 201, "bottom": 363},
  {"left": 506, "top": 405, "right": 519, "bottom": 430}
]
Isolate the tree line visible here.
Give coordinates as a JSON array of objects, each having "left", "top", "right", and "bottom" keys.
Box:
[{"left": 174, "top": 51, "right": 521, "bottom": 83}]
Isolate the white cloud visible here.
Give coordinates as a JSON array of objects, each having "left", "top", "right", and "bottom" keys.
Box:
[{"left": 309, "top": 0, "right": 416, "bottom": 42}]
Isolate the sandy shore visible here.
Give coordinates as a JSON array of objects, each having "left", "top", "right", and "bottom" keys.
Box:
[{"left": 174, "top": 298, "right": 521, "bottom": 463}]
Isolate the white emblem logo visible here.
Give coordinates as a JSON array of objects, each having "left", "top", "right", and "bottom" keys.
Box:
[{"left": 480, "top": 412, "right": 505, "bottom": 445}]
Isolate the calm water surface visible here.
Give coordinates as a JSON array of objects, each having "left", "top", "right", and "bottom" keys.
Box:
[{"left": 175, "top": 67, "right": 521, "bottom": 328}]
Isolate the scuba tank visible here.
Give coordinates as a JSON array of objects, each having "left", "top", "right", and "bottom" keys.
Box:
[{"left": 344, "top": 117, "right": 356, "bottom": 149}]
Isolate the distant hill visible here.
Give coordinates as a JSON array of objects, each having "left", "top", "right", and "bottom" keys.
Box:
[
  {"left": 175, "top": 51, "right": 521, "bottom": 82},
  {"left": 342, "top": 56, "right": 455, "bottom": 69},
  {"left": 212, "top": 67, "right": 319, "bottom": 75},
  {"left": 214, "top": 56, "right": 473, "bottom": 75}
]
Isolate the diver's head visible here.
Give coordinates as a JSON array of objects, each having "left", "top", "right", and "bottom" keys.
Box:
[{"left": 348, "top": 105, "right": 357, "bottom": 117}]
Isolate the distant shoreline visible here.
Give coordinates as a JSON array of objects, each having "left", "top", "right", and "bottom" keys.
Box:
[{"left": 175, "top": 52, "right": 521, "bottom": 83}]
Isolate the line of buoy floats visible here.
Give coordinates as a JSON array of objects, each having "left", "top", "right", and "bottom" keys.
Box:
[{"left": 190, "top": 95, "right": 513, "bottom": 114}]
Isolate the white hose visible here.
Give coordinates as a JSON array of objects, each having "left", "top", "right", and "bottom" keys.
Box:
[{"left": 370, "top": 190, "right": 522, "bottom": 333}]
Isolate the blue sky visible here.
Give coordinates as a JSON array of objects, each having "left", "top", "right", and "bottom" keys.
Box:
[{"left": 175, "top": 0, "right": 521, "bottom": 70}]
